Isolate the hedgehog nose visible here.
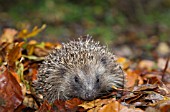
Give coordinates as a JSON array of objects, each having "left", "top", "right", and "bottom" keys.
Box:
[{"left": 85, "top": 93, "right": 94, "bottom": 100}]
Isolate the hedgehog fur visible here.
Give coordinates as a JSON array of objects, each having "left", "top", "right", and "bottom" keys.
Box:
[{"left": 33, "top": 35, "right": 124, "bottom": 103}]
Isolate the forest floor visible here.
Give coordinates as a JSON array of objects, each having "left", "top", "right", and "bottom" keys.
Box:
[{"left": 0, "top": 26, "right": 169, "bottom": 112}]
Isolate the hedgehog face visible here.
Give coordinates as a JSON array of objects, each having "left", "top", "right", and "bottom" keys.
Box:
[
  {"left": 69, "top": 66, "right": 104, "bottom": 100},
  {"left": 67, "top": 59, "right": 124, "bottom": 101}
]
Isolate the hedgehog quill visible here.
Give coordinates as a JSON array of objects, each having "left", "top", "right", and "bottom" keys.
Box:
[{"left": 33, "top": 35, "right": 125, "bottom": 103}]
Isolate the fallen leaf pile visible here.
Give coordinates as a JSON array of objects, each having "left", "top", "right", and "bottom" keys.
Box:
[{"left": 0, "top": 26, "right": 169, "bottom": 112}]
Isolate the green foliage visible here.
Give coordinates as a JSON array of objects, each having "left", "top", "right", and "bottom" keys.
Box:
[{"left": 1, "top": 0, "right": 170, "bottom": 43}]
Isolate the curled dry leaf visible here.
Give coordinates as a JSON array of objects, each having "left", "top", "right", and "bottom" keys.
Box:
[
  {"left": 10, "top": 69, "right": 21, "bottom": 84},
  {"left": 53, "top": 100, "right": 66, "bottom": 112},
  {"left": 7, "top": 42, "right": 24, "bottom": 67},
  {"left": 65, "top": 98, "right": 83, "bottom": 110},
  {"left": 133, "top": 84, "right": 158, "bottom": 91},
  {"left": 122, "top": 83, "right": 170, "bottom": 109},
  {"left": 6, "top": 42, "right": 24, "bottom": 83},
  {"left": 80, "top": 98, "right": 144, "bottom": 112},
  {"left": 17, "top": 24, "right": 46, "bottom": 39},
  {"left": 125, "top": 69, "right": 143, "bottom": 88},
  {"left": 100, "top": 101, "right": 144, "bottom": 112},
  {"left": 79, "top": 98, "right": 118, "bottom": 112},
  {"left": 52, "top": 98, "right": 83, "bottom": 112},
  {"left": 0, "top": 28, "right": 18, "bottom": 43},
  {"left": 0, "top": 66, "right": 23, "bottom": 112},
  {"left": 34, "top": 47, "right": 51, "bottom": 57}
]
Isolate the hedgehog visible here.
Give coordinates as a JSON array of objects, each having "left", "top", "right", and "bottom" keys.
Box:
[{"left": 33, "top": 35, "right": 125, "bottom": 103}]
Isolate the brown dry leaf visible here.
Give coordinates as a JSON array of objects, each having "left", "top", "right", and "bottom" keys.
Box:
[
  {"left": 133, "top": 84, "right": 158, "bottom": 91},
  {"left": 126, "top": 69, "right": 143, "bottom": 88},
  {"left": 52, "top": 98, "right": 83, "bottom": 111},
  {"left": 80, "top": 99, "right": 112, "bottom": 110},
  {"left": 65, "top": 98, "right": 83, "bottom": 110},
  {"left": 26, "top": 41, "right": 61, "bottom": 57},
  {"left": 0, "top": 66, "right": 23, "bottom": 112},
  {"left": 34, "top": 47, "right": 51, "bottom": 57},
  {"left": 14, "top": 104, "right": 27, "bottom": 112},
  {"left": 99, "top": 101, "right": 124, "bottom": 112},
  {"left": 10, "top": 69, "right": 21, "bottom": 84},
  {"left": 38, "top": 100, "right": 54, "bottom": 112},
  {"left": 34, "top": 42, "right": 61, "bottom": 57},
  {"left": 80, "top": 98, "right": 118, "bottom": 112},
  {"left": 123, "top": 91, "right": 144, "bottom": 104},
  {"left": 53, "top": 100, "right": 67, "bottom": 112},
  {"left": 122, "top": 85, "right": 149, "bottom": 103},
  {"left": 26, "top": 41, "right": 54, "bottom": 57},
  {"left": 0, "top": 43, "right": 11, "bottom": 64},
  {"left": 142, "top": 73, "right": 162, "bottom": 85},
  {"left": 17, "top": 24, "right": 46, "bottom": 39},
  {"left": 31, "top": 68, "right": 38, "bottom": 81},
  {"left": 7, "top": 42, "right": 24, "bottom": 67},
  {"left": 6, "top": 42, "right": 24, "bottom": 83},
  {"left": 123, "top": 84, "right": 169, "bottom": 108},
  {"left": 99, "top": 101, "right": 144, "bottom": 112},
  {"left": 0, "top": 28, "right": 18, "bottom": 43},
  {"left": 81, "top": 99, "right": 144, "bottom": 112}
]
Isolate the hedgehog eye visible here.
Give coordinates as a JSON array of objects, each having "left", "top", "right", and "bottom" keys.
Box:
[
  {"left": 74, "top": 76, "right": 79, "bottom": 83},
  {"left": 101, "top": 57, "right": 107, "bottom": 65},
  {"left": 96, "top": 77, "right": 100, "bottom": 83}
]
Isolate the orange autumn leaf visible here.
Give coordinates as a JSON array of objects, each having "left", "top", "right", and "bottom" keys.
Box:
[
  {"left": 10, "top": 69, "right": 21, "bottom": 83},
  {"left": 65, "top": 98, "right": 83, "bottom": 109},
  {"left": 125, "top": 69, "right": 143, "bottom": 88},
  {"left": 31, "top": 68, "right": 38, "bottom": 81},
  {"left": 7, "top": 42, "right": 24, "bottom": 67},
  {"left": 99, "top": 101, "right": 121, "bottom": 112},
  {"left": 99, "top": 101, "right": 144, "bottom": 112},
  {"left": 80, "top": 98, "right": 117, "bottom": 112},
  {"left": 117, "top": 57, "right": 131, "bottom": 69}
]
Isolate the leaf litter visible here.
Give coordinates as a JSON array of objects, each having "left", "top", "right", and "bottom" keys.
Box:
[{"left": 0, "top": 26, "right": 169, "bottom": 112}]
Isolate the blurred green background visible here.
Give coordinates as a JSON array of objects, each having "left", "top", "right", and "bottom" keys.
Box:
[{"left": 0, "top": 0, "right": 169, "bottom": 58}]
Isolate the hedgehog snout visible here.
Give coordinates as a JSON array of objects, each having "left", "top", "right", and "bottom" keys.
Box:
[
  {"left": 81, "top": 89, "right": 97, "bottom": 100},
  {"left": 80, "top": 79, "right": 100, "bottom": 100}
]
